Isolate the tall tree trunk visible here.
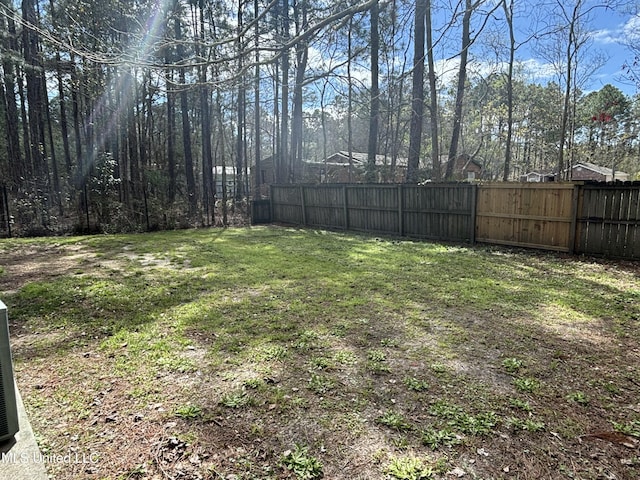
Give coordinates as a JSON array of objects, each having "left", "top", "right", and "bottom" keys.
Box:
[
  {"left": 290, "top": 0, "right": 308, "bottom": 182},
  {"left": 273, "top": 62, "right": 280, "bottom": 181},
  {"left": 0, "top": 0, "right": 22, "bottom": 184},
  {"left": 426, "top": 0, "right": 440, "bottom": 180},
  {"left": 502, "top": 0, "right": 515, "bottom": 181},
  {"left": 175, "top": 17, "right": 197, "bottom": 216},
  {"left": 49, "top": 0, "right": 72, "bottom": 177},
  {"left": 22, "top": 0, "right": 50, "bottom": 226},
  {"left": 558, "top": 2, "right": 581, "bottom": 181},
  {"left": 406, "top": 0, "right": 426, "bottom": 183},
  {"left": 166, "top": 76, "right": 177, "bottom": 205},
  {"left": 70, "top": 55, "right": 83, "bottom": 187},
  {"left": 43, "top": 77, "right": 62, "bottom": 215},
  {"left": 253, "top": 0, "right": 262, "bottom": 198},
  {"left": 236, "top": 0, "right": 246, "bottom": 199},
  {"left": 347, "top": 17, "right": 354, "bottom": 182},
  {"left": 165, "top": 47, "right": 177, "bottom": 205},
  {"left": 199, "top": 0, "right": 214, "bottom": 222},
  {"left": 366, "top": 0, "right": 380, "bottom": 182},
  {"left": 215, "top": 88, "right": 228, "bottom": 225},
  {"left": 445, "top": 0, "right": 472, "bottom": 180},
  {"left": 280, "top": 0, "right": 290, "bottom": 182}
]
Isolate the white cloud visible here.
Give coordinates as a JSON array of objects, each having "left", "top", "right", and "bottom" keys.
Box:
[
  {"left": 622, "top": 15, "right": 640, "bottom": 45},
  {"left": 591, "top": 28, "right": 620, "bottom": 45}
]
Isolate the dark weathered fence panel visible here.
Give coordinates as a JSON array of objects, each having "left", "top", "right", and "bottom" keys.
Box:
[
  {"left": 251, "top": 199, "right": 272, "bottom": 224},
  {"left": 346, "top": 185, "right": 400, "bottom": 234},
  {"left": 303, "top": 185, "right": 347, "bottom": 228},
  {"left": 475, "top": 183, "right": 576, "bottom": 252},
  {"left": 576, "top": 184, "right": 640, "bottom": 258},
  {"left": 402, "top": 184, "right": 475, "bottom": 242},
  {"left": 271, "top": 185, "right": 304, "bottom": 224}
]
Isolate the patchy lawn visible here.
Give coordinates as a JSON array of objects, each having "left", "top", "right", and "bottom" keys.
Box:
[{"left": 1, "top": 226, "right": 639, "bottom": 480}]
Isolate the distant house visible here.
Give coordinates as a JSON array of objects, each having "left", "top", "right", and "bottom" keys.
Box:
[
  {"left": 449, "top": 154, "right": 483, "bottom": 181},
  {"left": 520, "top": 171, "right": 555, "bottom": 182},
  {"left": 213, "top": 166, "right": 238, "bottom": 197},
  {"left": 520, "top": 162, "right": 629, "bottom": 183},
  {"left": 252, "top": 156, "right": 304, "bottom": 196},
  {"left": 440, "top": 153, "right": 484, "bottom": 182},
  {"left": 303, "top": 151, "right": 408, "bottom": 183},
  {"left": 568, "top": 161, "right": 629, "bottom": 182}
]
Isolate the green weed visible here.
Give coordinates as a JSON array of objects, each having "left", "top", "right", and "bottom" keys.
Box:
[
  {"left": 613, "top": 420, "right": 640, "bottom": 437},
  {"left": 220, "top": 391, "right": 252, "bottom": 409},
  {"left": 428, "top": 401, "right": 497, "bottom": 435},
  {"left": 506, "top": 417, "right": 545, "bottom": 432},
  {"left": 403, "top": 377, "right": 429, "bottom": 392},
  {"left": 421, "top": 427, "right": 461, "bottom": 449},
  {"left": 513, "top": 377, "right": 540, "bottom": 393},
  {"left": 281, "top": 444, "right": 323, "bottom": 479},
  {"left": 308, "top": 373, "right": 336, "bottom": 394},
  {"left": 509, "top": 398, "right": 532, "bottom": 412},
  {"left": 174, "top": 404, "right": 202, "bottom": 419},
  {"left": 376, "top": 410, "right": 412, "bottom": 431},
  {"left": 384, "top": 455, "right": 434, "bottom": 480},
  {"left": 567, "top": 391, "right": 590, "bottom": 405},
  {"left": 502, "top": 357, "right": 523, "bottom": 374}
]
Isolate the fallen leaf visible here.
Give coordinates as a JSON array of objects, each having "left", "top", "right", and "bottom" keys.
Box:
[{"left": 582, "top": 431, "right": 639, "bottom": 449}]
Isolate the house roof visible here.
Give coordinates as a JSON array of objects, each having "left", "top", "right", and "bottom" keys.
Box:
[
  {"left": 438, "top": 153, "right": 482, "bottom": 171},
  {"left": 330, "top": 151, "right": 409, "bottom": 167},
  {"left": 573, "top": 161, "right": 628, "bottom": 177}
]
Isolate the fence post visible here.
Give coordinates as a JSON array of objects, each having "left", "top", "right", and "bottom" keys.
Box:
[
  {"left": 343, "top": 185, "right": 349, "bottom": 230},
  {"left": 470, "top": 184, "right": 478, "bottom": 244},
  {"left": 300, "top": 185, "right": 307, "bottom": 225},
  {"left": 269, "top": 184, "right": 274, "bottom": 223},
  {"left": 568, "top": 183, "right": 580, "bottom": 254},
  {"left": 398, "top": 184, "right": 404, "bottom": 237}
]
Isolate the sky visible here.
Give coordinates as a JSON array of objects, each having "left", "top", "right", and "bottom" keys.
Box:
[
  {"left": 428, "top": 2, "right": 640, "bottom": 98},
  {"left": 304, "top": 1, "right": 640, "bottom": 102},
  {"left": 585, "top": 7, "right": 639, "bottom": 96}
]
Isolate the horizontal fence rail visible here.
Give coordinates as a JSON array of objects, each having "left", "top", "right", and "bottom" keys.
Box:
[{"left": 257, "top": 182, "right": 640, "bottom": 260}]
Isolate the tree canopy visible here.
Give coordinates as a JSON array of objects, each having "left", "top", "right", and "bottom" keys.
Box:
[{"left": 0, "top": 0, "right": 638, "bottom": 235}]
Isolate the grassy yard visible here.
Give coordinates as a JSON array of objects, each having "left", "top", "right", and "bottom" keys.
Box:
[{"left": 1, "top": 226, "right": 639, "bottom": 479}]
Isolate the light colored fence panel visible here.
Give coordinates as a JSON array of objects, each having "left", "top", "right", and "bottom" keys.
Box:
[
  {"left": 476, "top": 183, "right": 576, "bottom": 252},
  {"left": 576, "top": 185, "right": 640, "bottom": 258}
]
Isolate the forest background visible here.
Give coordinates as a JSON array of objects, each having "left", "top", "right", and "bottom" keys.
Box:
[{"left": 1, "top": 0, "right": 640, "bottom": 236}]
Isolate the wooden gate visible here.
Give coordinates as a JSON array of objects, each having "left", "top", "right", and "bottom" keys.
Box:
[{"left": 475, "top": 183, "right": 577, "bottom": 252}]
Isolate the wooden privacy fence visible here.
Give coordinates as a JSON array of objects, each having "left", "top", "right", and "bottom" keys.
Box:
[{"left": 256, "top": 182, "right": 640, "bottom": 259}]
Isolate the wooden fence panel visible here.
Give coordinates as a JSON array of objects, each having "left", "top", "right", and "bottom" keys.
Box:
[
  {"left": 303, "top": 185, "right": 346, "bottom": 228},
  {"left": 271, "top": 185, "right": 304, "bottom": 224},
  {"left": 576, "top": 185, "right": 640, "bottom": 258},
  {"left": 346, "top": 185, "right": 400, "bottom": 234},
  {"left": 251, "top": 200, "right": 272, "bottom": 224},
  {"left": 402, "top": 184, "right": 475, "bottom": 242},
  {"left": 476, "top": 183, "right": 576, "bottom": 251}
]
